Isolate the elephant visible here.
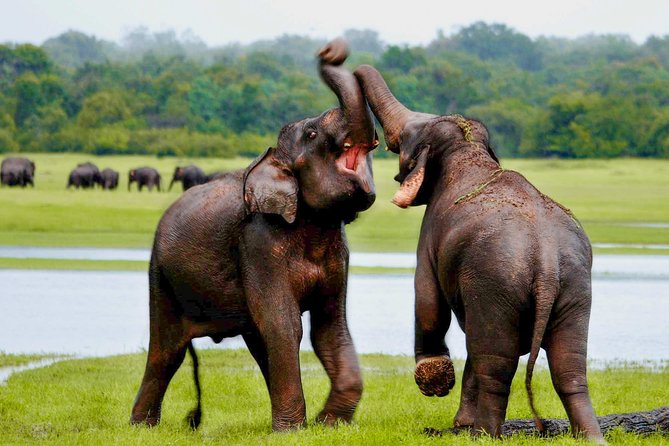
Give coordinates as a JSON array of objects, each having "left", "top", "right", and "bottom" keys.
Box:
[
  {"left": 1, "top": 157, "right": 35, "bottom": 187},
  {"left": 130, "top": 39, "right": 378, "bottom": 432},
  {"left": 128, "top": 167, "right": 161, "bottom": 191},
  {"left": 168, "top": 165, "right": 207, "bottom": 191},
  {"left": 354, "top": 64, "right": 605, "bottom": 443},
  {"left": 67, "top": 162, "right": 101, "bottom": 189},
  {"left": 100, "top": 168, "right": 119, "bottom": 190}
]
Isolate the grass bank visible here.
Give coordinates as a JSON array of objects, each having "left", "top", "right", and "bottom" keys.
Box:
[
  {"left": 0, "top": 350, "right": 666, "bottom": 445},
  {"left": 0, "top": 154, "right": 668, "bottom": 253}
]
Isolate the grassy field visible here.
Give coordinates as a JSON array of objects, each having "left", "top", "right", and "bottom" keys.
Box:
[
  {"left": 0, "top": 349, "right": 666, "bottom": 445},
  {"left": 0, "top": 154, "right": 668, "bottom": 257}
]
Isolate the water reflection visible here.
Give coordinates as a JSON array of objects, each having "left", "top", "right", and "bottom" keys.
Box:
[{"left": 1, "top": 269, "right": 667, "bottom": 362}]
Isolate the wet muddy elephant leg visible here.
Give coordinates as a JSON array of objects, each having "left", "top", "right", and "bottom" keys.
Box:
[
  {"left": 246, "top": 287, "right": 306, "bottom": 431},
  {"left": 131, "top": 272, "right": 189, "bottom": 426},
  {"left": 310, "top": 290, "right": 363, "bottom": 425},
  {"left": 465, "top": 303, "right": 520, "bottom": 437},
  {"left": 413, "top": 258, "right": 455, "bottom": 397},
  {"left": 545, "top": 290, "right": 604, "bottom": 443},
  {"left": 453, "top": 356, "right": 478, "bottom": 429}
]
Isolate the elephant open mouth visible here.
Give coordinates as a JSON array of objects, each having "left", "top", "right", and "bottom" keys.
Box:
[{"left": 336, "top": 145, "right": 373, "bottom": 193}]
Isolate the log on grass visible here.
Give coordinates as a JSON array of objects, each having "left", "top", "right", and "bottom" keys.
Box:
[{"left": 425, "top": 406, "right": 669, "bottom": 437}]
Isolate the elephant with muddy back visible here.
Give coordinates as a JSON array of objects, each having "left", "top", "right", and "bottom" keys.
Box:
[
  {"left": 1, "top": 157, "right": 35, "bottom": 187},
  {"left": 168, "top": 165, "right": 207, "bottom": 191},
  {"left": 130, "top": 39, "right": 378, "bottom": 431},
  {"left": 128, "top": 167, "right": 161, "bottom": 191},
  {"left": 354, "top": 64, "right": 605, "bottom": 443}
]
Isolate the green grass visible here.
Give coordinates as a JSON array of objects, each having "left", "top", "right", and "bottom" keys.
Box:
[
  {"left": 0, "top": 350, "right": 666, "bottom": 445},
  {"left": 0, "top": 353, "right": 56, "bottom": 368},
  {"left": 0, "top": 154, "right": 668, "bottom": 252}
]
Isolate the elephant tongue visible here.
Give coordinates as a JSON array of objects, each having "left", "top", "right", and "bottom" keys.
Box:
[{"left": 344, "top": 146, "right": 362, "bottom": 170}]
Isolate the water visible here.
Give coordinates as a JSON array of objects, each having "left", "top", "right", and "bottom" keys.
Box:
[{"left": 1, "top": 264, "right": 667, "bottom": 362}]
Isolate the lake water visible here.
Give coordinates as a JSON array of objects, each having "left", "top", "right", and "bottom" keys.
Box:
[{"left": 1, "top": 256, "right": 668, "bottom": 363}]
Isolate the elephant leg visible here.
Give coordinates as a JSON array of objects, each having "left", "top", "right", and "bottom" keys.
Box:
[
  {"left": 414, "top": 256, "right": 455, "bottom": 397},
  {"left": 544, "top": 295, "right": 604, "bottom": 443},
  {"left": 310, "top": 291, "right": 362, "bottom": 425},
  {"left": 465, "top": 303, "right": 520, "bottom": 437},
  {"left": 453, "top": 355, "right": 478, "bottom": 429},
  {"left": 246, "top": 288, "right": 306, "bottom": 431},
  {"left": 243, "top": 331, "right": 270, "bottom": 388},
  {"left": 131, "top": 271, "right": 189, "bottom": 426}
]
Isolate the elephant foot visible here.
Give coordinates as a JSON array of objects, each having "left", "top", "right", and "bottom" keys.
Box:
[
  {"left": 129, "top": 414, "right": 159, "bottom": 427},
  {"left": 415, "top": 356, "right": 455, "bottom": 397},
  {"left": 316, "top": 410, "right": 353, "bottom": 426}
]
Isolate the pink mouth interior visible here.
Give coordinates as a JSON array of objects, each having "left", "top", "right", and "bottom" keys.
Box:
[{"left": 342, "top": 146, "right": 363, "bottom": 171}]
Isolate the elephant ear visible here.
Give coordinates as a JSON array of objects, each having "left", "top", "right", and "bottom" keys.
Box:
[{"left": 243, "top": 147, "right": 298, "bottom": 224}]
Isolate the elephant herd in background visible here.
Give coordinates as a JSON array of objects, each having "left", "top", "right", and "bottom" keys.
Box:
[{"left": 1, "top": 157, "right": 223, "bottom": 192}]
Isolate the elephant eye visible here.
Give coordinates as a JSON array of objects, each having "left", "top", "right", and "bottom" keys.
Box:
[{"left": 307, "top": 131, "right": 317, "bottom": 140}]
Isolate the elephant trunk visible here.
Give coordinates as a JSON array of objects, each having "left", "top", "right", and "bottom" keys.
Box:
[{"left": 318, "top": 39, "right": 376, "bottom": 150}]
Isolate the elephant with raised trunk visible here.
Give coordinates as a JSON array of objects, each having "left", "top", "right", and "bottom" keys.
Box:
[
  {"left": 168, "top": 165, "right": 207, "bottom": 191},
  {"left": 128, "top": 167, "right": 161, "bottom": 191},
  {"left": 354, "top": 64, "right": 605, "bottom": 443},
  {"left": 130, "top": 39, "right": 378, "bottom": 432},
  {"left": 1, "top": 157, "right": 35, "bottom": 187}
]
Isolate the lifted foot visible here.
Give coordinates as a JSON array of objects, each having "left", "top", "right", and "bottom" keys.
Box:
[{"left": 415, "top": 356, "right": 456, "bottom": 397}]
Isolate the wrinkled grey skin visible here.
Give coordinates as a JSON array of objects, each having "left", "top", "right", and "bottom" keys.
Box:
[
  {"left": 130, "top": 39, "right": 378, "bottom": 432},
  {"left": 355, "top": 64, "right": 605, "bottom": 444},
  {"left": 67, "top": 162, "right": 101, "bottom": 189},
  {"left": 168, "top": 165, "right": 207, "bottom": 191},
  {"left": 128, "top": 167, "right": 161, "bottom": 192},
  {"left": 100, "top": 168, "right": 119, "bottom": 190},
  {"left": 1, "top": 157, "right": 35, "bottom": 187}
]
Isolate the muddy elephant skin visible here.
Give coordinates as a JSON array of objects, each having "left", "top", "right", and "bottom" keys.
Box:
[
  {"left": 1, "top": 157, "right": 35, "bottom": 187},
  {"left": 128, "top": 167, "right": 161, "bottom": 191},
  {"left": 354, "top": 64, "right": 605, "bottom": 444},
  {"left": 130, "top": 39, "right": 378, "bottom": 432}
]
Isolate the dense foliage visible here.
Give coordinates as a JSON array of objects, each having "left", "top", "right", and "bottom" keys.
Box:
[{"left": 1, "top": 24, "right": 669, "bottom": 158}]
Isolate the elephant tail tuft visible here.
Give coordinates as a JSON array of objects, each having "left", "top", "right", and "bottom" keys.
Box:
[
  {"left": 186, "top": 341, "right": 202, "bottom": 429},
  {"left": 526, "top": 272, "right": 559, "bottom": 434}
]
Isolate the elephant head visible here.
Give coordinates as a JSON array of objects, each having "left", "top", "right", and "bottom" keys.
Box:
[
  {"left": 243, "top": 39, "right": 378, "bottom": 224},
  {"left": 128, "top": 169, "right": 137, "bottom": 191},
  {"left": 168, "top": 167, "right": 184, "bottom": 191},
  {"left": 354, "top": 64, "right": 497, "bottom": 208}
]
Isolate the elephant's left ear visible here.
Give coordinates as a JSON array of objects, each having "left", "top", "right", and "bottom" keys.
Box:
[{"left": 243, "top": 147, "right": 298, "bottom": 224}]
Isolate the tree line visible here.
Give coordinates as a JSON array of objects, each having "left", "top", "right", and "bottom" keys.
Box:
[{"left": 1, "top": 23, "right": 668, "bottom": 159}]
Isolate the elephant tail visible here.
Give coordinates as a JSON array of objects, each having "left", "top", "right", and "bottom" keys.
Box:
[
  {"left": 525, "top": 274, "right": 559, "bottom": 434},
  {"left": 185, "top": 341, "right": 202, "bottom": 429}
]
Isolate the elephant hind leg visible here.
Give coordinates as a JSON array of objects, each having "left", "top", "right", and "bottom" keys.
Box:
[
  {"left": 131, "top": 269, "right": 190, "bottom": 427},
  {"left": 544, "top": 310, "right": 604, "bottom": 443}
]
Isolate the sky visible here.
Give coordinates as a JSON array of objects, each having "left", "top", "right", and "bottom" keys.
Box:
[{"left": 1, "top": 0, "right": 668, "bottom": 47}]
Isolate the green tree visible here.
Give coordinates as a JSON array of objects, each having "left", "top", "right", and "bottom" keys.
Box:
[{"left": 77, "top": 91, "right": 131, "bottom": 128}]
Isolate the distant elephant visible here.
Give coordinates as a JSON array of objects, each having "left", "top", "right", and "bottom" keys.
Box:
[
  {"left": 168, "top": 165, "right": 207, "bottom": 191},
  {"left": 355, "top": 64, "right": 605, "bottom": 444},
  {"left": 128, "top": 167, "right": 161, "bottom": 191},
  {"left": 100, "top": 168, "right": 119, "bottom": 190},
  {"left": 1, "top": 157, "right": 35, "bottom": 187},
  {"left": 130, "top": 39, "right": 378, "bottom": 432},
  {"left": 67, "top": 162, "right": 101, "bottom": 189}
]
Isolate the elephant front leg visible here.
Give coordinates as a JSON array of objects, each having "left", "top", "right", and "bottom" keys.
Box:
[
  {"left": 246, "top": 288, "right": 306, "bottom": 431},
  {"left": 414, "top": 259, "right": 455, "bottom": 397},
  {"left": 310, "top": 292, "right": 363, "bottom": 425}
]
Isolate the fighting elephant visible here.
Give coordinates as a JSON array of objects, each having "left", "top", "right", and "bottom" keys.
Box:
[
  {"left": 67, "top": 162, "right": 101, "bottom": 189},
  {"left": 130, "top": 39, "right": 377, "bottom": 432},
  {"left": 128, "top": 167, "right": 161, "bottom": 191},
  {"left": 100, "top": 168, "right": 119, "bottom": 190},
  {"left": 354, "top": 64, "right": 605, "bottom": 443},
  {"left": 1, "top": 157, "right": 35, "bottom": 187},
  {"left": 168, "top": 165, "right": 207, "bottom": 191}
]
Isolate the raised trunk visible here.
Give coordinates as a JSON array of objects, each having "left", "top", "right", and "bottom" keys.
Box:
[{"left": 318, "top": 40, "right": 375, "bottom": 147}]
